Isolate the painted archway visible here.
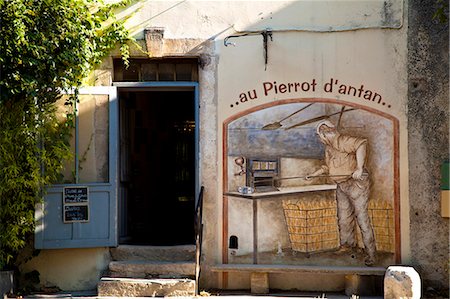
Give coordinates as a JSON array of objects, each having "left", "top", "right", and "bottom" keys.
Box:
[{"left": 222, "top": 98, "right": 400, "bottom": 268}]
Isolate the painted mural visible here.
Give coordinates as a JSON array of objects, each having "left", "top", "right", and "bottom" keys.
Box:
[{"left": 224, "top": 100, "right": 398, "bottom": 268}]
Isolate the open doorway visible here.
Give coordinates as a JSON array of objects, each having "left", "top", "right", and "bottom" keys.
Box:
[{"left": 119, "top": 89, "right": 196, "bottom": 245}]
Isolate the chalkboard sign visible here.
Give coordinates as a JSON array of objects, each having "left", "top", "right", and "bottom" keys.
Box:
[
  {"left": 63, "top": 186, "right": 89, "bottom": 223},
  {"left": 64, "top": 187, "right": 88, "bottom": 204},
  {"left": 64, "top": 205, "right": 89, "bottom": 223}
]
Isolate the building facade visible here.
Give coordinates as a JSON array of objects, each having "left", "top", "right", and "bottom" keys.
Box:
[{"left": 21, "top": 0, "right": 448, "bottom": 294}]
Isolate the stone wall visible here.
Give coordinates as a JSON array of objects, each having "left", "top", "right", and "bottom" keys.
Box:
[{"left": 408, "top": 0, "right": 449, "bottom": 294}]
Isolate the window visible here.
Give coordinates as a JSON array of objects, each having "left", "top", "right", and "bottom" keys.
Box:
[
  {"left": 36, "top": 87, "right": 118, "bottom": 249},
  {"left": 113, "top": 58, "right": 199, "bottom": 82},
  {"left": 57, "top": 94, "right": 109, "bottom": 183}
]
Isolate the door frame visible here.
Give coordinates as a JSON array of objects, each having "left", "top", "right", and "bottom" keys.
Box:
[{"left": 113, "top": 81, "right": 200, "bottom": 242}]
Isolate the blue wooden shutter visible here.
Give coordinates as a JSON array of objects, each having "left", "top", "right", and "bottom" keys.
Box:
[{"left": 35, "top": 87, "right": 118, "bottom": 249}]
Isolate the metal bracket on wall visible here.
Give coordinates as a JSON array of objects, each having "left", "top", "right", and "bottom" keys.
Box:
[{"left": 224, "top": 29, "right": 273, "bottom": 70}]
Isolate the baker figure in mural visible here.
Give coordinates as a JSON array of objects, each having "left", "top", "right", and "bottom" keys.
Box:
[{"left": 306, "top": 120, "right": 376, "bottom": 266}]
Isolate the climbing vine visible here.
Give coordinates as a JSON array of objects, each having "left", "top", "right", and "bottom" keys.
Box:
[{"left": 0, "top": 0, "right": 132, "bottom": 270}]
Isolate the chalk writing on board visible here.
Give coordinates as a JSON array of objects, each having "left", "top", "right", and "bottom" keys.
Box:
[
  {"left": 64, "top": 187, "right": 88, "bottom": 204},
  {"left": 64, "top": 205, "right": 89, "bottom": 222}
]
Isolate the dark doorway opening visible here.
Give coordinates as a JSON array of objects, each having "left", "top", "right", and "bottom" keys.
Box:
[{"left": 119, "top": 89, "right": 196, "bottom": 245}]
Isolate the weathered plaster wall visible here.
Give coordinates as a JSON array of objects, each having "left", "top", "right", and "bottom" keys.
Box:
[
  {"left": 21, "top": 248, "right": 110, "bottom": 291},
  {"left": 408, "top": 0, "right": 449, "bottom": 293},
  {"left": 196, "top": 41, "right": 221, "bottom": 289}
]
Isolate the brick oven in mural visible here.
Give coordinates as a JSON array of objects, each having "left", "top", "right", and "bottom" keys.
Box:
[{"left": 224, "top": 100, "right": 399, "bottom": 268}]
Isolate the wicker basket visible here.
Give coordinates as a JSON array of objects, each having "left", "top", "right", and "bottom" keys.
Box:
[
  {"left": 283, "top": 198, "right": 395, "bottom": 253},
  {"left": 367, "top": 200, "right": 395, "bottom": 253},
  {"left": 282, "top": 198, "right": 339, "bottom": 253}
]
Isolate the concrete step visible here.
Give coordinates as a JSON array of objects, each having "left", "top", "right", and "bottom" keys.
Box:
[
  {"left": 97, "top": 277, "right": 195, "bottom": 297},
  {"left": 110, "top": 245, "right": 196, "bottom": 262},
  {"left": 109, "top": 260, "right": 196, "bottom": 278}
]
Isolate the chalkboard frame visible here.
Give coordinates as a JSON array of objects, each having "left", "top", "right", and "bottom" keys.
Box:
[
  {"left": 63, "top": 186, "right": 89, "bottom": 204},
  {"left": 63, "top": 205, "right": 89, "bottom": 223}
]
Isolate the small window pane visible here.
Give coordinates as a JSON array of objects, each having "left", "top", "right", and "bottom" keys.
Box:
[
  {"left": 191, "top": 65, "right": 198, "bottom": 81},
  {"left": 54, "top": 93, "right": 110, "bottom": 185},
  {"left": 56, "top": 96, "right": 76, "bottom": 183},
  {"left": 78, "top": 95, "right": 109, "bottom": 183},
  {"left": 159, "top": 63, "right": 175, "bottom": 81},
  {"left": 142, "top": 64, "right": 158, "bottom": 81},
  {"left": 122, "top": 62, "right": 140, "bottom": 81},
  {"left": 175, "top": 64, "right": 192, "bottom": 81},
  {"left": 113, "top": 60, "right": 124, "bottom": 81}
]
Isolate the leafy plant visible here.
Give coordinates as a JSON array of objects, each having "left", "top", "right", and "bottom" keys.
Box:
[
  {"left": 434, "top": 0, "right": 449, "bottom": 23},
  {"left": 0, "top": 0, "right": 132, "bottom": 270}
]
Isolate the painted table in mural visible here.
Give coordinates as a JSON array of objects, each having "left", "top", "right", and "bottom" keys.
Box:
[{"left": 225, "top": 184, "right": 337, "bottom": 264}]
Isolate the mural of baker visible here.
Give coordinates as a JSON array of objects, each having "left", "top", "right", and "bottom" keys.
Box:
[
  {"left": 225, "top": 101, "right": 397, "bottom": 268},
  {"left": 306, "top": 120, "right": 376, "bottom": 266}
]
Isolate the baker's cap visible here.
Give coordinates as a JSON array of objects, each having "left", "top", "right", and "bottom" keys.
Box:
[{"left": 316, "top": 120, "right": 335, "bottom": 135}]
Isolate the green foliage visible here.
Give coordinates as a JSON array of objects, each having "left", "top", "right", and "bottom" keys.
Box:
[
  {"left": 434, "top": 0, "right": 449, "bottom": 23},
  {"left": 0, "top": 0, "right": 131, "bottom": 270},
  {"left": 0, "top": 101, "right": 71, "bottom": 270}
]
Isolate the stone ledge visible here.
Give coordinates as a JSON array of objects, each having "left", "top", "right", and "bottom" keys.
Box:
[
  {"left": 97, "top": 277, "right": 195, "bottom": 297},
  {"left": 110, "top": 245, "right": 196, "bottom": 262},
  {"left": 109, "top": 261, "right": 196, "bottom": 278},
  {"left": 211, "top": 264, "right": 385, "bottom": 295},
  {"left": 211, "top": 263, "right": 386, "bottom": 275}
]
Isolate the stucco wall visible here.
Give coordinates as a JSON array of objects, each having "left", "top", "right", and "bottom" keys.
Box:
[
  {"left": 21, "top": 248, "right": 110, "bottom": 291},
  {"left": 408, "top": 0, "right": 449, "bottom": 293}
]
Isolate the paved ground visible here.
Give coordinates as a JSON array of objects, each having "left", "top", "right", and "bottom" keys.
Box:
[{"left": 22, "top": 290, "right": 383, "bottom": 299}]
